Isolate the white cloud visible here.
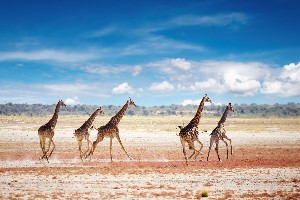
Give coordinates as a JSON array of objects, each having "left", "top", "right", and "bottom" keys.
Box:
[
  {"left": 149, "top": 81, "right": 174, "bottom": 92},
  {"left": 120, "top": 36, "right": 204, "bottom": 56},
  {"left": 37, "top": 83, "right": 110, "bottom": 98},
  {"left": 81, "top": 64, "right": 142, "bottom": 76},
  {"left": 139, "top": 13, "right": 248, "bottom": 34},
  {"left": 169, "top": 13, "right": 247, "bottom": 27},
  {"left": 42, "top": 83, "right": 90, "bottom": 93},
  {"left": 148, "top": 58, "right": 192, "bottom": 76},
  {"left": 65, "top": 96, "right": 79, "bottom": 105},
  {"left": 261, "top": 62, "right": 300, "bottom": 97},
  {"left": 279, "top": 62, "right": 300, "bottom": 82},
  {"left": 0, "top": 50, "right": 98, "bottom": 62},
  {"left": 112, "top": 83, "right": 136, "bottom": 94},
  {"left": 149, "top": 59, "right": 268, "bottom": 96},
  {"left": 181, "top": 99, "right": 201, "bottom": 106},
  {"left": 196, "top": 60, "right": 270, "bottom": 80},
  {"left": 132, "top": 66, "right": 142, "bottom": 76},
  {"left": 169, "top": 58, "right": 191, "bottom": 70},
  {"left": 190, "top": 78, "right": 224, "bottom": 92},
  {"left": 223, "top": 72, "right": 261, "bottom": 96},
  {"left": 188, "top": 73, "right": 261, "bottom": 96},
  {"left": 0, "top": 82, "right": 111, "bottom": 104},
  {"left": 181, "top": 99, "right": 219, "bottom": 106},
  {"left": 262, "top": 81, "right": 300, "bottom": 97},
  {"left": 86, "top": 26, "right": 116, "bottom": 38}
]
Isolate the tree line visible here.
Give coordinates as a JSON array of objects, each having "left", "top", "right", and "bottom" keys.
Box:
[{"left": 0, "top": 102, "right": 299, "bottom": 117}]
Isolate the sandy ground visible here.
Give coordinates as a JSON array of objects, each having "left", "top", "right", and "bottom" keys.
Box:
[{"left": 0, "top": 123, "right": 300, "bottom": 199}]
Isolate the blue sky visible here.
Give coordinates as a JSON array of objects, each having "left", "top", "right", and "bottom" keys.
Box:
[{"left": 0, "top": 0, "right": 299, "bottom": 106}]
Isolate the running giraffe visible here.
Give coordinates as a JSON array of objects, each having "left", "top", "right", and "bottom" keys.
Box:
[
  {"left": 87, "top": 98, "right": 136, "bottom": 162},
  {"left": 74, "top": 107, "right": 104, "bottom": 161},
  {"left": 38, "top": 100, "right": 66, "bottom": 162},
  {"left": 207, "top": 103, "right": 234, "bottom": 161},
  {"left": 178, "top": 94, "right": 212, "bottom": 165}
]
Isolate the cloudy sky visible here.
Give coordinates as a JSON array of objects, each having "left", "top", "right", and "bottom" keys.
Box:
[{"left": 0, "top": 0, "right": 299, "bottom": 106}]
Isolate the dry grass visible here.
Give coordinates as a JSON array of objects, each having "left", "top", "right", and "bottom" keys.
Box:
[
  {"left": 195, "top": 190, "right": 209, "bottom": 198},
  {"left": 0, "top": 115, "right": 299, "bottom": 132}
]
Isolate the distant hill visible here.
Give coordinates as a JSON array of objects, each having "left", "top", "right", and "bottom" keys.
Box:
[{"left": 0, "top": 103, "right": 299, "bottom": 117}]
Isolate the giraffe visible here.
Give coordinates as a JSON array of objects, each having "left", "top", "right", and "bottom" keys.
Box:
[
  {"left": 87, "top": 98, "right": 136, "bottom": 162},
  {"left": 74, "top": 107, "right": 104, "bottom": 161},
  {"left": 38, "top": 100, "right": 66, "bottom": 163},
  {"left": 207, "top": 103, "right": 234, "bottom": 161},
  {"left": 178, "top": 94, "right": 212, "bottom": 165}
]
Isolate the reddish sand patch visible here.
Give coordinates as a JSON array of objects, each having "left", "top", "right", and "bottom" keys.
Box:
[{"left": 1, "top": 130, "right": 299, "bottom": 199}]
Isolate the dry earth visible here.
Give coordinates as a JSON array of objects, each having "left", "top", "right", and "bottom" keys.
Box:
[{"left": 0, "top": 116, "right": 299, "bottom": 199}]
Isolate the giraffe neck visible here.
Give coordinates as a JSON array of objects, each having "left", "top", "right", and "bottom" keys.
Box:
[
  {"left": 80, "top": 109, "right": 100, "bottom": 130},
  {"left": 189, "top": 97, "right": 206, "bottom": 126},
  {"left": 108, "top": 101, "right": 129, "bottom": 125},
  {"left": 218, "top": 106, "right": 230, "bottom": 126},
  {"left": 48, "top": 103, "right": 61, "bottom": 128}
]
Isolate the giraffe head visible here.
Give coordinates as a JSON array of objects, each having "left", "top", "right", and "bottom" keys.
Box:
[
  {"left": 176, "top": 125, "right": 184, "bottom": 136},
  {"left": 128, "top": 97, "right": 136, "bottom": 107},
  {"left": 227, "top": 103, "right": 234, "bottom": 112},
  {"left": 203, "top": 94, "right": 212, "bottom": 104},
  {"left": 58, "top": 100, "right": 66, "bottom": 107},
  {"left": 176, "top": 122, "right": 185, "bottom": 130},
  {"left": 96, "top": 107, "right": 105, "bottom": 115}
]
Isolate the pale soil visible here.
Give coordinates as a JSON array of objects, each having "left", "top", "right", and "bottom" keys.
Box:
[{"left": 0, "top": 117, "right": 299, "bottom": 199}]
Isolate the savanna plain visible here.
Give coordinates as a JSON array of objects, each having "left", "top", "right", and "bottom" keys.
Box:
[{"left": 0, "top": 115, "right": 299, "bottom": 199}]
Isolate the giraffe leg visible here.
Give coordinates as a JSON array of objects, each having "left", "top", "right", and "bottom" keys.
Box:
[
  {"left": 222, "top": 139, "right": 229, "bottom": 159},
  {"left": 180, "top": 138, "right": 188, "bottom": 165},
  {"left": 190, "top": 147, "right": 201, "bottom": 160},
  {"left": 224, "top": 135, "right": 233, "bottom": 155},
  {"left": 85, "top": 138, "right": 93, "bottom": 161},
  {"left": 47, "top": 139, "right": 55, "bottom": 159},
  {"left": 207, "top": 137, "right": 214, "bottom": 161},
  {"left": 188, "top": 142, "right": 196, "bottom": 159},
  {"left": 41, "top": 141, "right": 48, "bottom": 160},
  {"left": 43, "top": 138, "right": 50, "bottom": 157},
  {"left": 116, "top": 133, "right": 132, "bottom": 160},
  {"left": 77, "top": 139, "right": 84, "bottom": 161},
  {"left": 229, "top": 138, "right": 233, "bottom": 155},
  {"left": 87, "top": 134, "right": 104, "bottom": 160},
  {"left": 83, "top": 138, "right": 92, "bottom": 159},
  {"left": 199, "top": 139, "right": 204, "bottom": 153},
  {"left": 188, "top": 150, "right": 196, "bottom": 160},
  {"left": 194, "top": 138, "right": 204, "bottom": 159},
  {"left": 86, "top": 139, "right": 92, "bottom": 162},
  {"left": 42, "top": 138, "right": 51, "bottom": 163},
  {"left": 109, "top": 137, "right": 113, "bottom": 162},
  {"left": 215, "top": 142, "right": 221, "bottom": 161},
  {"left": 222, "top": 129, "right": 233, "bottom": 155},
  {"left": 39, "top": 137, "right": 46, "bottom": 160}
]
